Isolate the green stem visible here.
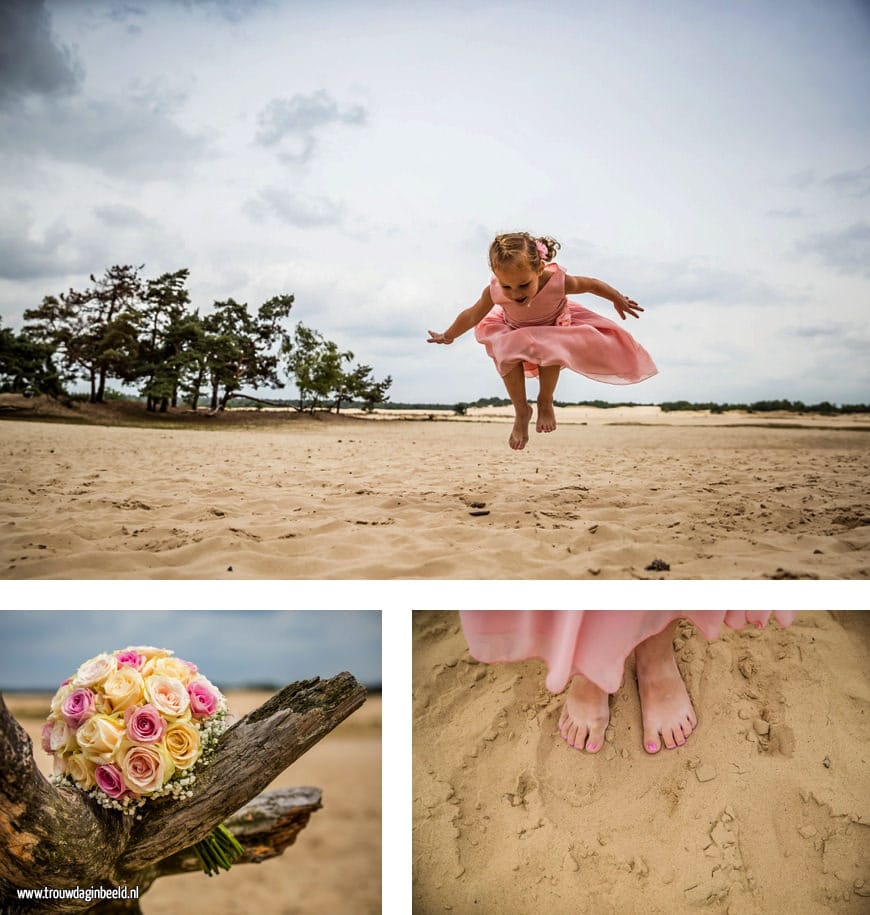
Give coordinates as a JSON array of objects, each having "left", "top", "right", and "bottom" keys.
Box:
[{"left": 191, "top": 824, "right": 245, "bottom": 876}]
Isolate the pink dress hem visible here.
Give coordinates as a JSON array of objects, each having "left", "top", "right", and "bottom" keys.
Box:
[{"left": 459, "top": 610, "right": 797, "bottom": 694}]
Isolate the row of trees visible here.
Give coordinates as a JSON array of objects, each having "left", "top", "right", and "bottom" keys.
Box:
[
  {"left": 660, "top": 399, "right": 870, "bottom": 414},
  {"left": 0, "top": 265, "right": 391, "bottom": 413}
]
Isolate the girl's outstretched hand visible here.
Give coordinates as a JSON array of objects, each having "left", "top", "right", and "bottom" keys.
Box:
[
  {"left": 613, "top": 294, "right": 644, "bottom": 320},
  {"left": 427, "top": 330, "right": 452, "bottom": 344}
]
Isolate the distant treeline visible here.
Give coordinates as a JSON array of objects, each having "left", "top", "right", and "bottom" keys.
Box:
[
  {"left": 0, "top": 264, "right": 391, "bottom": 414},
  {"left": 659, "top": 399, "right": 870, "bottom": 414},
  {"left": 449, "top": 397, "right": 869, "bottom": 416}
]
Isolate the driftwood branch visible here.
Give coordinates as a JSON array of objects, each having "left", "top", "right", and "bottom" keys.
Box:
[{"left": 0, "top": 673, "right": 366, "bottom": 914}]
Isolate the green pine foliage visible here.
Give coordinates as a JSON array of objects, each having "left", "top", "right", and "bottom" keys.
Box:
[{"left": 6, "top": 266, "right": 391, "bottom": 414}]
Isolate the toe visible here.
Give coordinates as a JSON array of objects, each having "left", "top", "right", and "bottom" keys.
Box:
[
  {"left": 643, "top": 729, "right": 661, "bottom": 754},
  {"left": 586, "top": 722, "right": 607, "bottom": 753}
]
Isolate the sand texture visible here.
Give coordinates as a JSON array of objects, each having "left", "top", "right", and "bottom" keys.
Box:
[
  {"left": 413, "top": 611, "right": 870, "bottom": 915},
  {"left": 7, "top": 690, "right": 381, "bottom": 915},
  {"left": 2, "top": 407, "right": 869, "bottom": 578}
]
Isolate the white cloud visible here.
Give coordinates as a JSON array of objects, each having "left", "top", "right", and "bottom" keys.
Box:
[
  {"left": 244, "top": 187, "right": 347, "bottom": 228},
  {"left": 255, "top": 90, "right": 367, "bottom": 163}
]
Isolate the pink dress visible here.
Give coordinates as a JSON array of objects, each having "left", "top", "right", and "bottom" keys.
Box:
[
  {"left": 459, "top": 610, "right": 798, "bottom": 694},
  {"left": 474, "top": 263, "right": 658, "bottom": 381}
]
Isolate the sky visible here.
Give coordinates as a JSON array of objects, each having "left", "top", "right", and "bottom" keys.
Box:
[
  {"left": 0, "top": 609, "right": 382, "bottom": 689},
  {"left": 0, "top": 0, "right": 868, "bottom": 405}
]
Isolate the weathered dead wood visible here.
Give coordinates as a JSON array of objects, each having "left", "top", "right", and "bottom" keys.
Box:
[{"left": 0, "top": 673, "right": 365, "bottom": 914}]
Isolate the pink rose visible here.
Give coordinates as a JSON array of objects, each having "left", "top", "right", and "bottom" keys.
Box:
[
  {"left": 187, "top": 680, "right": 220, "bottom": 719},
  {"left": 124, "top": 704, "right": 167, "bottom": 744},
  {"left": 120, "top": 745, "right": 172, "bottom": 794},
  {"left": 115, "top": 649, "right": 145, "bottom": 671},
  {"left": 95, "top": 764, "right": 127, "bottom": 799},
  {"left": 61, "top": 688, "right": 96, "bottom": 729},
  {"left": 41, "top": 722, "right": 53, "bottom": 754}
]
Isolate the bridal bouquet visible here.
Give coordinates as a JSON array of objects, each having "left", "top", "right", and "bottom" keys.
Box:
[{"left": 43, "top": 645, "right": 243, "bottom": 875}]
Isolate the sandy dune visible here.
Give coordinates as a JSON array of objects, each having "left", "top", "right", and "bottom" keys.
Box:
[
  {"left": 7, "top": 690, "right": 381, "bottom": 915},
  {"left": 412, "top": 611, "right": 870, "bottom": 914},
  {"left": 1, "top": 408, "right": 869, "bottom": 578}
]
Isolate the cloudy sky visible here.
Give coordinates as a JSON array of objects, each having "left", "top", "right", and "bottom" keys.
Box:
[
  {"left": 1, "top": 0, "right": 868, "bottom": 405},
  {"left": 0, "top": 609, "right": 381, "bottom": 689}
]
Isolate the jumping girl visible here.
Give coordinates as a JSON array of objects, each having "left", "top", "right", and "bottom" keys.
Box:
[{"left": 427, "top": 232, "right": 657, "bottom": 450}]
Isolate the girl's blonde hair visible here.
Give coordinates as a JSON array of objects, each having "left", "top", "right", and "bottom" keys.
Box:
[{"left": 488, "top": 232, "right": 560, "bottom": 272}]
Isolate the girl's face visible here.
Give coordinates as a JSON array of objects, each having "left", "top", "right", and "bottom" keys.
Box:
[{"left": 493, "top": 260, "right": 545, "bottom": 306}]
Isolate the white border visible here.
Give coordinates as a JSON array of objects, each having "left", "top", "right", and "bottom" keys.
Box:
[{"left": 3, "top": 578, "right": 866, "bottom": 915}]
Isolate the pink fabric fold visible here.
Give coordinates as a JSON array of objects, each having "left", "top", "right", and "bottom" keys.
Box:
[
  {"left": 474, "top": 263, "right": 657, "bottom": 382},
  {"left": 459, "top": 610, "right": 798, "bottom": 694}
]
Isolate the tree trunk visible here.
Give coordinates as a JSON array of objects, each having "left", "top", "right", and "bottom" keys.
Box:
[{"left": 0, "top": 673, "right": 365, "bottom": 913}]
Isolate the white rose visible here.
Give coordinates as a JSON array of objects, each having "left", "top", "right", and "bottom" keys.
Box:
[{"left": 73, "top": 653, "right": 117, "bottom": 688}]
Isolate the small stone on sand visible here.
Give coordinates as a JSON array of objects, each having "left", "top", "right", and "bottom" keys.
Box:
[{"left": 695, "top": 764, "right": 717, "bottom": 782}]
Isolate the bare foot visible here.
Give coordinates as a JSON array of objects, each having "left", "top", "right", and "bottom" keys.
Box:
[
  {"left": 634, "top": 624, "right": 697, "bottom": 753},
  {"left": 509, "top": 404, "right": 533, "bottom": 450},
  {"left": 536, "top": 399, "right": 556, "bottom": 433},
  {"left": 558, "top": 674, "right": 610, "bottom": 752}
]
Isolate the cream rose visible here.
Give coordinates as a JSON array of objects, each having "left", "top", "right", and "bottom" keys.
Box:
[
  {"left": 50, "top": 682, "right": 74, "bottom": 717},
  {"left": 66, "top": 753, "right": 97, "bottom": 790},
  {"left": 102, "top": 667, "right": 145, "bottom": 712},
  {"left": 73, "top": 653, "right": 117, "bottom": 688},
  {"left": 148, "top": 656, "right": 197, "bottom": 684},
  {"left": 163, "top": 720, "right": 201, "bottom": 770},
  {"left": 75, "top": 713, "right": 126, "bottom": 765},
  {"left": 125, "top": 646, "right": 172, "bottom": 661},
  {"left": 120, "top": 744, "right": 174, "bottom": 794},
  {"left": 144, "top": 676, "right": 190, "bottom": 718}
]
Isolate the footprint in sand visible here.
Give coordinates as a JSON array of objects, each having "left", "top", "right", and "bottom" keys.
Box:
[{"left": 684, "top": 808, "right": 753, "bottom": 907}]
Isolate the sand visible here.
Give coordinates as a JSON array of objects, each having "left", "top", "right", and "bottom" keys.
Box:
[
  {"left": 412, "top": 611, "right": 870, "bottom": 914},
  {"left": 2, "top": 406, "right": 869, "bottom": 578},
  {"left": 6, "top": 690, "right": 381, "bottom": 914}
]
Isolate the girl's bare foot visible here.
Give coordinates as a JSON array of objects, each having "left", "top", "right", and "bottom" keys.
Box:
[
  {"left": 558, "top": 674, "right": 610, "bottom": 752},
  {"left": 536, "top": 399, "right": 556, "bottom": 433},
  {"left": 634, "top": 624, "right": 697, "bottom": 753},
  {"left": 509, "top": 404, "right": 533, "bottom": 450}
]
